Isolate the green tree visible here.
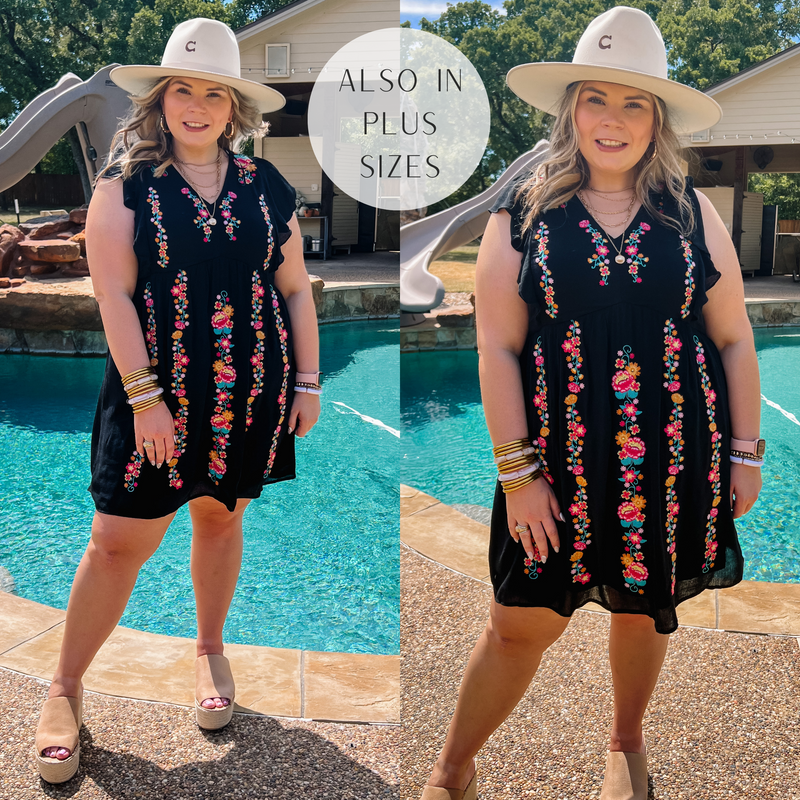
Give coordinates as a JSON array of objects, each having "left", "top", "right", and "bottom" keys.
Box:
[{"left": 748, "top": 172, "right": 800, "bottom": 219}]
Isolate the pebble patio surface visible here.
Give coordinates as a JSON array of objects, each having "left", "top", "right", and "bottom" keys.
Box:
[
  {"left": 400, "top": 548, "right": 800, "bottom": 800},
  {"left": 1, "top": 668, "right": 399, "bottom": 800}
]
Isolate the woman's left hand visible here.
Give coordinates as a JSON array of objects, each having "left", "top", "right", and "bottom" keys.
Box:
[
  {"left": 288, "top": 391, "right": 320, "bottom": 437},
  {"left": 730, "top": 462, "right": 762, "bottom": 518}
]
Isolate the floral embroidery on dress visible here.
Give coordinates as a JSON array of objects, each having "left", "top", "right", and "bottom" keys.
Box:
[
  {"left": 124, "top": 452, "right": 144, "bottom": 492},
  {"left": 694, "top": 335, "right": 721, "bottom": 572},
  {"left": 246, "top": 271, "right": 265, "bottom": 428},
  {"left": 258, "top": 194, "right": 276, "bottom": 269},
  {"left": 209, "top": 291, "right": 235, "bottom": 484},
  {"left": 562, "top": 321, "right": 591, "bottom": 584},
  {"left": 147, "top": 187, "right": 169, "bottom": 267},
  {"left": 679, "top": 236, "right": 696, "bottom": 318},
  {"left": 264, "top": 286, "right": 290, "bottom": 478},
  {"left": 613, "top": 346, "right": 648, "bottom": 594},
  {"left": 233, "top": 154, "right": 256, "bottom": 184},
  {"left": 168, "top": 270, "right": 190, "bottom": 490},
  {"left": 143, "top": 283, "right": 158, "bottom": 366},
  {"left": 535, "top": 222, "right": 557, "bottom": 318},
  {"left": 623, "top": 222, "right": 651, "bottom": 284},
  {"left": 579, "top": 220, "right": 611, "bottom": 286},
  {"left": 219, "top": 192, "right": 240, "bottom": 241},
  {"left": 182, "top": 187, "right": 214, "bottom": 242},
  {"left": 663, "top": 320, "right": 684, "bottom": 594}
]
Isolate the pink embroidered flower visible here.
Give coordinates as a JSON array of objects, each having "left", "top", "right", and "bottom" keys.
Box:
[
  {"left": 612, "top": 371, "right": 636, "bottom": 393},
  {"left": 623, "top": 402, "right": 638, "bottom": 417},
  {"left": 618, "top": 501, "right": 640, "bottom": 522},
  {"left": 641, "top": 223, "right": 651, "bottom": 231},
  {"left": 623, "top": 469, "right": 637, "bottom": 483},
  {"left": 573, "top": 572, "right": 591, "bottom": 584},
  {"left": 579, "top": 220, "right": 590, "bottom": 228},
  {"left": 573, "top": 541, "right": 587, "bottom": 550},
  {"left": 217, "top": 364, "right": 237, "bottom": 385},
  {"left": 710, "top": 507, "right": 719, "bottom": 517},
  {"left": 623, "top": 562, "right": 648, "bottom": 582},
  {"left": 597, "top": 245, "right": 609, "bottom": 256},
  {"left": 573, "top": 465, "right": 584, "bottom": 475},
  {"left": 568, "top": 381, "right": 581, "bottom": 393},
  {"left": 628, "top": 531, "right": 643, "bottom": 545},
  {"left": 668, "top": 465, "right": 680, "bottom": 475},
  {"left": 535, "top": 355, "right": 544, "bottom": 366},
  {"left": 621, "top": 437, "right": 646, "bottom": 460},
  {"left": 696, "top": 353, "right": 706, "bottom": 364},
  {"left": 625, "top": 245, "right": 638, "bottom": 256}
]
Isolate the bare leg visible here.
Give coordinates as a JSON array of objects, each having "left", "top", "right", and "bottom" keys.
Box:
[
  {"left": 427, "top": 600, "right": 571, "bottom": 791},
  {"left": 42, "top": 510, "right": 175, "bottom": 758},
  {"left": 188, "top": 496, "right": 248, "bottom": 709},
  {"left": 608, "top": 613, "right": 670, "bottom": 753}
]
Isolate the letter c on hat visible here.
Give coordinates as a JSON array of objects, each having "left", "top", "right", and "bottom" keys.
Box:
[
  {"left": 186, "top": 40, "right": 196, "bottom": 52},
  {"left": 599, "top": 35, "right": 612, "bottom": 50}
]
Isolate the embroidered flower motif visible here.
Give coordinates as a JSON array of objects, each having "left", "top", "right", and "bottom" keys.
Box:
[
  {"left": 534, "top": 222, "right": 557, "bottom": 318},
  {"left": 209, "top": 291, "right": 235, "bottom": 484},
  {"left": 563, "top": 321, "right": 591, "bottom": 584},
  {"left": 679, "top": 236, "right": 696, "bottom": 318},
  {"left": 258, "top": 194, "right": 276, "bottom": 269},
  {"left": 623, "top": 223, "right": 651, "bottom": 283},
  {"left": 147, "top": 187, "right": 169, "bottom": 267},
  {"left": 246, "top": 270, "right": 266, "bottom": 428},
  {"left": 264, "top": 287, "right": 290, "bottom": 478},
  {"left": 182, "top": 187, "right": 214, "bottom": 242},
  {"left": 123, "top": 451, "right": 144, "bottom": 492},
  {"left": 581, "top": 221, "right": 611, "bottom": 285},
  {"left": 219, "top": 192, "right": 240, "bottom": 241},
  {"left": 168, "top": 270, "right": 190, "bottom": 490},
  {"left": 143, "top": 283, "right": 158, "bottom": 366},
  {"left": 613, "top": 346, "right": 648, "bottom": 594},
  {"left": 694, "top": 335, "right": 721, "bottom": 572},
  {"left": 233, "top": 153, "right": 256, "bottom": 184},
  {"left": 662, "top": 319, "right": 684, "bottom": 593}
]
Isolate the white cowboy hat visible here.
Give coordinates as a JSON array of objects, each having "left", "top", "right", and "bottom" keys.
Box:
[
  {"left": 110, "top": 18, "right": 286, "bottom": 114},
  {"left": 506, "top": 6, "right": 721, "bottom": 134}
]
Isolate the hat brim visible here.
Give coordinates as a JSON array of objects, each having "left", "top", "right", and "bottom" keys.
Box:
[
  {"left": 110, "top": 65, "right": 286, "bottom": 115},
  {"left": 506, "top": 63, "right": 721, "bottom": 134}
]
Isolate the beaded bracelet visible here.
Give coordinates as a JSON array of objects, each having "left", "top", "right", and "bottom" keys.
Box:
[
  {"left": 121, "top": 367, "right": 156, "bottom": 386},
  {"left": 730, "top": 454, "right": 763, "bottom": 468},
  {"left": 126, "top": 387, "right": 164, "bottom": 406},
  {"left": 498, "top": 463, "right": 541, "bottom": 482},
  {"left": 294, "top": 386, "right": 322, "bottom": 395},
  {"left": 501, "top": 468, "right": 544, "bottom": 494},
  {"left": 495, "top": 446, "right": 536, "bottom": 465}
]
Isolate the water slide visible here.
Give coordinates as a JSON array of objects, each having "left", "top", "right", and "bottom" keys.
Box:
[
  {"left": 0, "top": 65, "right": 130, "bottom": 193},
  {"left": 400, "top": 139, "right": 550, "bottom": 314}
]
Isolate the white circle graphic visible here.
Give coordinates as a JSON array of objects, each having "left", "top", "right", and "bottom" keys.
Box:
[{"left": 307, "top": 28, "right": 490, "bottom": 211}]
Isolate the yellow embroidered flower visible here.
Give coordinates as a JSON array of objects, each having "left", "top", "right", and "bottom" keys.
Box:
[
  {"left": 616, "top": 431, "right": 631, "bottom": 445},
  {"left": 632, "top": 495, "right": 647, "bottom": 509},
  {"left": 570, "top": 552, "right": 583, "bottom": 562},
  {"left": 222, "top": 410, "right": 234, "bottom": 421},
  {"left": 625, "top": 362, "right": 641, "bottom": 377},
  {"left": 709, "top": 422, "right": 717, "bottom": 432},
  {"left": 671, "top": 393, "right": 684, "bottom": 404},
  {"left": 576, "top": 476, "right": 587, "bottom": 487},
  {"left": 565, "top": 393, "right": 578, "bottom": 406},
  {"left": 213, "top": 360, "right": 225, "bottom": 372},
  {"left": 540, "top": 426, "right": 550, "bottom": 437},
  {"left": 621, "top": 553, "right": 634, "bottom": 567}
]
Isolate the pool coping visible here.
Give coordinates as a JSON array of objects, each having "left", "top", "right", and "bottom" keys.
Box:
[
  {"left": 400, "top": 484, "right": 800, "bottom": 639},
  {"left": 0, "top": 591, "right": 399, "bottom": 725}
]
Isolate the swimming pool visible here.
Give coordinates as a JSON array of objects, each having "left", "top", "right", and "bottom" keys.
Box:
[
  {"left": 401, "top": 327, "right": 800, "bottom": 584},
  {"left": 0, "top": 321, "right": 399, "bottom": 655}
]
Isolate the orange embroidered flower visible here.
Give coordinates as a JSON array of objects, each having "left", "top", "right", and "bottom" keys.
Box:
[{"left": 616, "top": 431, "right": 631, "bottom": 445}]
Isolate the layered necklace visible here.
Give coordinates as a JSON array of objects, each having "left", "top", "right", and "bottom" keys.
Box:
[
  {"left": 174, "top": 149, "right": 223, "bottom": 226},
  {"left": 578, "top": 185, "right": 637, "bottom": 264}
]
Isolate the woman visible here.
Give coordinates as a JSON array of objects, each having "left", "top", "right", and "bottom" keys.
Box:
[
  {"left": 34, "top": 18, "right": 320, "bottom": 784},
  {"left": 421, "top": 7, "right": 763, "bottom": 800}
]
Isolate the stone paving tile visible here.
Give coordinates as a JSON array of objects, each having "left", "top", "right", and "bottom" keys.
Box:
[
  {"left": 2, "top": 668, "right": 399, "bottom": 800},
  {"left": 400, "top": 547, "right": 800, "bottom": 800}
]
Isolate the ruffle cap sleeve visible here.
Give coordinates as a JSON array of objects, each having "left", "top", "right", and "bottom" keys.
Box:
[
  {"left": 488, "top": 173, "right": 531, "bottom": 253},
  {"left": 253, "top": 157, "right": 296, "bottom": 271},
  {"left": 684, "top": 176, "right": 722, "bottom": 292}
]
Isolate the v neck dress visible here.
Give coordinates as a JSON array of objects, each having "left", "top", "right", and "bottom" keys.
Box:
[
  {"left": 487, "top": 178, "right": 744, "bottom": 634},
  {"left": 89, "top": 153, "right": 298, "bottom": 519}
]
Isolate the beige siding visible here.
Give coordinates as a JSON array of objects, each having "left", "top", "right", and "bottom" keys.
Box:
[
  {"left": 259, "top": 137, "right": 321, "bottom": 203},
  {"left": 332, "top": 184, "right": 359, "bottom": 246},
  {"left": 707, "top": 55, "right": 800, "bottom": 140},
  {"left": 696, "top": 188, "right": 762, "bottom": 271},
  {"left": 239, "top": 0, "right": 397, "bottom": 84}
]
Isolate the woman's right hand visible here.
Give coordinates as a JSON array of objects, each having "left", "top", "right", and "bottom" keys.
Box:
[
  {"left": 133, "top": 401, "right": 176, "bottom": 468},
  {"left": 506, "top": 476, "right": 563, "bottom": 563}
]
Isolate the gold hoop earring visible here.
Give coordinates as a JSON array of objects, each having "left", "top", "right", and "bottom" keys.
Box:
[
  {"left": 224, "top": 121, "right": 234, "bottom": 139},
  {"left": 160, "top": 113, "right": 170, "bottom": 134},
  {"left": 649, "top": 140, "right": 658, "bottom": 162}
]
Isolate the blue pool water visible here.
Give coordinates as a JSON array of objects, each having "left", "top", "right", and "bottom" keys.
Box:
[
  {"left": 401, "top": 327, "right": 800, "bottom": 584},
  {"left": 0, "top": 321, "right": 399, "bottom": 654}
]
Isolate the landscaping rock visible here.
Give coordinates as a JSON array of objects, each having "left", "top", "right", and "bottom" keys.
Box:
[
  {"left": 308, "top": 275, "right": 324, "bottom": 308},
  {"left": 0, "top": 223, "right": 24, "bottom": 243},
  {"left": 60, "top": 257, "right": 90, "bottom": 277},
  {"left": 18, "top": 239, "right": 80, "bottom": 262},
  {"left": 0, "top": 237, "right": 17, "bottom": 275},
  {"left": 436, "top": 305, "right": 475, "bottom": 327},
  {"left": 29, "top": 262, "right": 60, "bottom": 276},
  {"left": 21, "top": 216, "right": 74, "bottom": 239},
  {"left": 0, "top": 277, "right": 10, "bottom": 288},
  {"left": 0, "top": 276, "right": 102, "bottom": 330},
  {"left": 69, "top": 230, "right": 86, "bottom": 256},
  {"left": 10, "top": 259, "right": 30, "bottom": 277},
  {"left": 69, "top": 207, "right": 88, "bottom": 225},
  {"left": 9, "top": 278, "right": 25, "bottom": 287},
  {"left": 55, "top": 232, "right": 75, "bottom": 240}
]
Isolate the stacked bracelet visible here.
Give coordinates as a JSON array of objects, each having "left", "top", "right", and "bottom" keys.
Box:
[
  {"left": 295, "top": 378, "right": 322, "bottom": 395},
  {"left": 730, "top": 453, "right": 763, "bottom": 468},
  {"left": 493, "top": 438, "right": 544, "bottom": 494},
  {"left": 122, "top": 367, "right": 165, "bottom": 414}
]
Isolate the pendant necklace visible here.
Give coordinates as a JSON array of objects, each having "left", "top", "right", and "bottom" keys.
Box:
[
  {"left": 579, "top": 189, "right": 637, "bottom": 264},
  {"left": 175, "top": 149, "right": 222, "bottom": 226}
]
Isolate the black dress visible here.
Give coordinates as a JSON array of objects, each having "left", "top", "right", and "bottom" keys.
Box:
[
  {"left": 487, "top": 178, "right": 744, "bottom": 634},
  {"left": 89, "top": 153, "right": 297, "bottom": 519}
]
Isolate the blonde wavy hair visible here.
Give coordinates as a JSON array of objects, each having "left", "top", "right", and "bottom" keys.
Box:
[
  {"left": 96, "top": 76, "right": 269, "bottom": 182},
  {"left": 517, "top": 81, "right": 694, "bottom": 237}
]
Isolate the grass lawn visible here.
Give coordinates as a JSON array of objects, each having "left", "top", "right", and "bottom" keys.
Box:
[
  {"left": 429, "top": 243, "right": 479, "bottom": 293},
  {"left": 0, "top": 207, "right": 64, "bottom": 226}
]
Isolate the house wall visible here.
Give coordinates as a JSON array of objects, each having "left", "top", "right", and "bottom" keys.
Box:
[{"left": 258, "top": 137, "right": 320, "bottom": 204}]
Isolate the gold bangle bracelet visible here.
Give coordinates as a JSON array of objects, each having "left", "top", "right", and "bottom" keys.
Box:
[
  {"left": 132, "top": 397, "right": 165, "bottom": 414},
  {"left": 493, "top": 439, "right": 531, "bottom": 457},
  {"left": 501, "top": 469, "right": 544, "bottom": 493},
  {"left": 125, "top": 382, "right": 161, "bottom": 399},
  {"left": 497, "top": 456, "right": 537, "bottom": 473},
  {"left": 122, "top": 367, "right": 156, "bottom": 386}
]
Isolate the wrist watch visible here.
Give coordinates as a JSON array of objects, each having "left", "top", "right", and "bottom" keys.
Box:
[
  {"left": 730, "top": 437, "right": 766, "bottom": 457},
  {"left": 296, "top": 371, "right": 322, "bottom": 385}
]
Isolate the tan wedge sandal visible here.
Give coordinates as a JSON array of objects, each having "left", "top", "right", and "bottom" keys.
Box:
[
  {"left": 34, "top": 689, "right": 83, "bottom": 784},
  {"left": 420, "top": 768, "right": 478, "bottom": 800},
  {"left": 599, "top": 750, "right": 648, "bottom": 800},
  {"left": 195, "top": 654, "right": 235, "bottom": 730}
]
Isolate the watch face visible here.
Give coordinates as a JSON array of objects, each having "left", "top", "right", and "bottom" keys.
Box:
[{"left": 756, "top": 439, "right": 766, "bottom": 457}]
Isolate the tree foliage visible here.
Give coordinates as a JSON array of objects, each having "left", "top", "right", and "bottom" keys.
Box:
[
  {"left": 748, "top": 172, "right": 800, "bottom": 219},
  {"left": 419, "top": 0, "right": 800, "bottom": 210}
]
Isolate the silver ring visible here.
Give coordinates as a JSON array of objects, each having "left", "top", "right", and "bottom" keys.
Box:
[
  {"left": 515, "top": 524, "right": 529, "bottom": 534},
  {"left": 143, "top": 440, "right": 155, "bottom": 447}
]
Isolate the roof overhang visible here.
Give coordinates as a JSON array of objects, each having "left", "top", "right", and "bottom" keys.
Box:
[{"left": 235, "top": 0, "right": 330, "bottom": 42}]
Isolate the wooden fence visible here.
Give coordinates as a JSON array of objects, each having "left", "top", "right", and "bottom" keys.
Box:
[
  {"left": 0, "top": 174, "right": 85, "bottom": 210},
  {"left": 778, "top": 219, "right": 800, "bottom": 233}
]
